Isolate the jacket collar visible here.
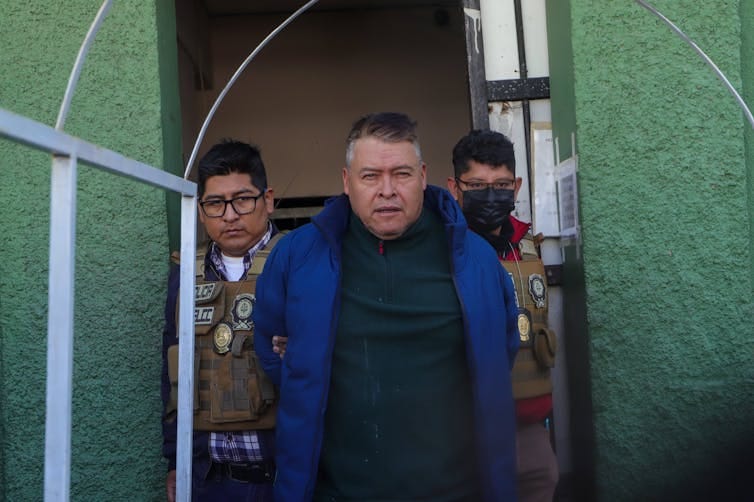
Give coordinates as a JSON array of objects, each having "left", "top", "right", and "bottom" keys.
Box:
[
  {"left": 508, "top": 215, "right": 531, "bottom": 245},
  {"left": 312, "top": 185, "right": 467, "bottom": 253},
  {"left": 423, "top": 184, "right": 467, "bottom": 258}
]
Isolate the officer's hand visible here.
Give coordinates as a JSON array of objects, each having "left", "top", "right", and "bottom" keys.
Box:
[
  {"left": 272, "top": 336, "right": 288, "bottom": 358},
  {"left": 166, "top": 470, "right": 176, "bottom": 502}
]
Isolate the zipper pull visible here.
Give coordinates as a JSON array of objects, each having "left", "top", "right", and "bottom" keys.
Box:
[{"left": 379, "top": 240, "right": 384, "bottom": 255}]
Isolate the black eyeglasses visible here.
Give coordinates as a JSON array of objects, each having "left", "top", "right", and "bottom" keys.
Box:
[
  {"left": 455, "top": 177, "right": 515, "bottom": 191},
  {"left": 199, "top": 193, "right": 264, "bottom": 218}
]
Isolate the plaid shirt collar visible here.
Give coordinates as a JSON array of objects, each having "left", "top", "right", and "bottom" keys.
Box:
[{"left": 207, "top": 222, "right": 273, "bottom": 281}]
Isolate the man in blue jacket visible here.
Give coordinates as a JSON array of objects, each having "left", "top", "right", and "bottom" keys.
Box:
[{"left": 253, "top": 112, "right": 520, "bottom": 501}]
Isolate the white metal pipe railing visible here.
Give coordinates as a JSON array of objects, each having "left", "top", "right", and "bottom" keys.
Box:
[
  {"left": 46, "top": 1, "right": 112, "bottom": 492},
  {"left": 183, "top": 0, "right": 320, "bottom": 179},
  {"left": 1, "top": 1, "right": 321, "bottom": 500},
  {"left": 0, "top": 107, "right": 197, "bottom": 502},
  {"left": 0, "top": 108, "right": 193, "bottom": 195},
  {"left": 175, "top": 196, "right": 197, "bottom": 501},
  {"left": 636, "top": 0, "right": 754, "bottom": 130},
  {"left": 3, "top": 2, "right": 196, "bottom": 499},
  {"left": 55, "top": 0, "right": 113, "bottom": 131},
  {"left": 44, "top": 154, "right": 78, "bottom": 500}
]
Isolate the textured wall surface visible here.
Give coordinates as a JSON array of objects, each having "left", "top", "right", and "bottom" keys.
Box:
[
  {"left": 549, "top": 0, "right": 754, "bottom": 499},
  {"left": 743, "top": 0, "right": 754, "bottom": 286},
  {"left": 0, "top": 1, "right": 178, "bottom": 500}
]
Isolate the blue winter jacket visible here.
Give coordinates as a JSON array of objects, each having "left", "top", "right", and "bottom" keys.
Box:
[{"left": 253, "top": 185, "right": 519, "bottom": 501}]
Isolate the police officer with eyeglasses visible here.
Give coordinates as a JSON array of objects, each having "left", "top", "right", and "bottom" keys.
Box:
[
  {"left": 448, "top": 130, "right": 559, "bottom": 502},
  {"left": 161, "top": 139, "right": 281, "bottom": 502}
]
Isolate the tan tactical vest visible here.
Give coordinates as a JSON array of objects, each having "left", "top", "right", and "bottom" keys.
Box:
[
  {"left": 166, "top": 235, "right": 282, "bottom": 431},
  {"left": 501, "top": 237, "right": 557, "bottom": 400}
]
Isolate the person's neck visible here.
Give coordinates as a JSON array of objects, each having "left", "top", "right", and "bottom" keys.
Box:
[
  {"left": 220, "top": 252, "right": 246, "bottom": 281},
  {"left": 476, "top": 217, "right": 514, "bottom": 255}
]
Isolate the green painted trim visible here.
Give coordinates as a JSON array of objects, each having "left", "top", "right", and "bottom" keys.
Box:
[
  {"left": 545, "top": 0, "right": 577, "bottom": 162},
  {"left": 545, "top": 2, "right": 595, "bottom": 500},
  {"left": 742, "top": 0, "right": 754, "bottom": 290},
  {"left": 155, "top": 0, "right": 184, "bottom": 252}
]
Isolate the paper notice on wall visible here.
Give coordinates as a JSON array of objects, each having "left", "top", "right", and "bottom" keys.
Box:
[
  {"left": 532, "top": 124, "right": 559, "bottom": 237},
  {"left": 557, "top": 156, "right": 579, "bottom": 240}
]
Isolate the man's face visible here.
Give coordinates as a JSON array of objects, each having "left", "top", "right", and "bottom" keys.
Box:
[
  {"left": 447, "top": 160, "right": 522, "bottom": 207},
  {"left": 343, "top": 137, "right": 427, "bottom": 240},
  {"left": 199, "top": 172, "right": 274, "bottom": 257}
]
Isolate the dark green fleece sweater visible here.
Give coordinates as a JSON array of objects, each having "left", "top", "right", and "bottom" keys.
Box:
[{"left": 314, "top": 209, "right": 479, "bottom": 502}]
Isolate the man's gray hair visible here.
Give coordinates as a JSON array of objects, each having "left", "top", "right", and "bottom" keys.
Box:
[{"left": 345, "top": 112, "right": 423, "bottom": 168}]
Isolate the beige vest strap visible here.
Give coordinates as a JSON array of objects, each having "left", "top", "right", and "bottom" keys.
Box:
[
  {"left": 170, "top": 231, "right": 288, "bottom": 279},
  {"left": 500, "top": 253, "right": 557, "bottom": 400},
  {"left": 519, "top": 235, "right": 539, "bottom": 258},
  {"left": 248, "top": 231, "right": 286, "bottom": 276}
]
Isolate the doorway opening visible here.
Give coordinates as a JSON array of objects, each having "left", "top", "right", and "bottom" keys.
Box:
[{"left": 176, "top": 0, "right": 472, "bottom": 230}]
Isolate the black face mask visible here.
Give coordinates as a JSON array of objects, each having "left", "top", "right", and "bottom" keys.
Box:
[{"left": 461, "top": 187, "right": 516, "bottom": 234}]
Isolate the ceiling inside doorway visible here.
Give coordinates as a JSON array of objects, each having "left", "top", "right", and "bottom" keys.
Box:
[{"left": 202, "top": 0, "right": 457, "bottom": 15}]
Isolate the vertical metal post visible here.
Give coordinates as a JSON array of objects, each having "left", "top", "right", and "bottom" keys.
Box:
[
  {"left": 513, "top": 0, "right": 534, "bottom": 188},
  {"left": 462, "top": 0, "right": 490, "bottom": 129},
  {"left": 44, "top": 155, "right": 78, "bottom": 502},
  {"left": 175, "top": 194, "right": 197, "bottom": 502}
]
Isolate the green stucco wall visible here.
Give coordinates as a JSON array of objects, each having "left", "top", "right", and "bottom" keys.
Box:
[
  {"left": 547, "top": 0, "right": 754, "bottom": 500},
  {"left": 0, "top": 1, "right": 180, "bottom": 500},
  {"left": 743, "top": 0, "right": 754, "bottom": 288}
]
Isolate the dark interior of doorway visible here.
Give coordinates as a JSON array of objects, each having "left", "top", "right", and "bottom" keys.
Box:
[{"left": 176, "top": 0, "right": 472, "bottom": 232}]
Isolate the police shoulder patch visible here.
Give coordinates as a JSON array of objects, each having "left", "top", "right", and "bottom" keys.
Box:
[
  {"left": 231, "top": 293, "right": 255, "bottom": 331},
  {"left": 528, "top": 274, "right": 546, "bottom": 309}
]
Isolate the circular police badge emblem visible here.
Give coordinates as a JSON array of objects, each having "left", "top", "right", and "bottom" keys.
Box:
[
  {"left": 232, "top": 293, "right": 255, "bottom": 330},
  {"left": 517, "top": 309, "right": 531, "bottom": 343},
  {"left": 528, "top": 274, "right": 546, "bottom": 309},
  {"left": 213, "top": 322, "right": 233, "bottom": 355}
]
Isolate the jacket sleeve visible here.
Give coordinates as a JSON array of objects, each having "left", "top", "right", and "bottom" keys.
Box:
[
  {"left": 161, "top": 264, "right": 180, "bottom": 471},
  {"left": 499, "top": 264, "right": 520, "bottom": 369},
  {"left": 253, "top": 236, "right": 290, "bottom": 387}
]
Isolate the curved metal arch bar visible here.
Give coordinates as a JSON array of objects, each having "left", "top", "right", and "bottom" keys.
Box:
[
  {"left": 55, "top": 0, "right": 113, "bottom": 130},
  {"left": 184, "top": 0, "right": 320, "bottom": 179},
  {"left": 636, "top": 0, "right": 754, "bottom": 130}
]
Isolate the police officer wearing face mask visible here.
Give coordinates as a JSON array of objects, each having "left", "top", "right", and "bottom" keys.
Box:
[{"left": 448, "top": 130, "right": 559, "bottom": 502}]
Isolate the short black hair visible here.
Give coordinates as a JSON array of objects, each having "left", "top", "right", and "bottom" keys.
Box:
[
  {"left": 197, "top": 139, "right": 268, "bottom": 198},
  {"left": 452, "top": 130, "right": 516, "bottom": 178}
]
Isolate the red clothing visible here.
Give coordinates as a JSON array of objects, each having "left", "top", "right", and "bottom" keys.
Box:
[
  {"left": 503, "top": 216, "right": 553, "bottom": 424},
  {"left": 515, "top": 395, "right": 553, "bottom": 424}
]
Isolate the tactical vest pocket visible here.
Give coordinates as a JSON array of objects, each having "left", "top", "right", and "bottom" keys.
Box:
[
  {"left": 533, "top": 327, "right": 557, "bottom": 369},
  {"left": 208, "top": 351, "right": 259, "bottom": 423},
  {"left": 165, "top": 345, "right": 202, "bottom": 421},
  {"left": 165, "top": 345, "right": 179, "bottom": 421}
]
